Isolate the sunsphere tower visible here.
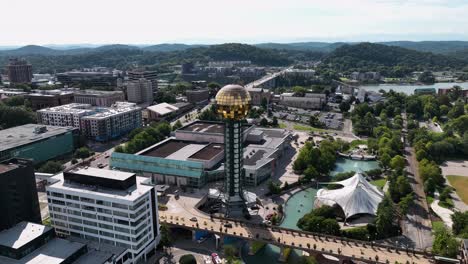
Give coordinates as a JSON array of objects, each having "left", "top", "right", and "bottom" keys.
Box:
[{"left": 215, "top": 84, "right": 251, "bottom": 216}]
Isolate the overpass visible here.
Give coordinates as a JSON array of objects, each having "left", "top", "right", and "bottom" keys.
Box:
[
  {"left": 159, "top": 211, "right": 434, "bottom": 264},
  {"left": 245, "top": 67, "right": 293, "bottom": 89}
]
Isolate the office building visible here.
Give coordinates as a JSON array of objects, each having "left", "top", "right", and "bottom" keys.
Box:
[
  {"left": 46, "top": 167, "right": 160, "bottom": 263},
  {"left": 74, "top": 90, "right": 125, "bottom": 107},
  {"left": 25, "top": 90, "right": 75, "bottom": 110},
  {"left": 0, "top": 159, "right": 41, "bottom": 231},
  {"left": 6, "top": 58, "right": 33, "bottom": 83},
  {"left": 0, "top": 221, "right": 130, "bottom": 264},
  {"left": 186, "top": 89, "right": 210, "bottom": 104},
  {"left": 127, "top": 70, "right": 158, "bottom": 90},
  {"left": 0, "top": 124, "right": 77, "bottom": 164},
  {"left": 37, "top": 103, "right": 142, "bottom": 142},
  {"left": 56, "top": 71, "right": 120, "bottom": 87},
  {"left": 126, "top": 79, "right": 153, "bottom": 104}
]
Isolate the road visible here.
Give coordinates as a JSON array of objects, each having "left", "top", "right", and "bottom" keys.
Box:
[
  {"left": 402, "top": 113, "right": 434, "bottom": 250},
  {"left": 159, "top": 211, "right": 433, "bottom": 264},
  {"left": 245, "top": 67, "right": 293, "bottom": 89}
]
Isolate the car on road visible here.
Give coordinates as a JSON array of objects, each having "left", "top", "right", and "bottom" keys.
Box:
[
  {"left": 223, "top": 223, "right": 233, "bottom": 228},
  {"left": 211, "top": 253, "right": 222, "bottom": 264},
  {"left": 97, "top": 163, "right": 105, "bottom": 168},
  {"left": 190, "top": 217, "right": 197, "bottom": 222}
]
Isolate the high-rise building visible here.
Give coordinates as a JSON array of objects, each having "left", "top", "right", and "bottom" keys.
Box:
[
  {"left": 126, "top": 78, "right": 153, "bottom": 104},
  {"left": 6, "top": 58, "right": 33, "bottom": 83},
  {"left": 215, "top": 84, "right": 252, "bottom": 216},
  {"left": 127, "top": 70, "right": 158, "bottom": 90},
  {"left": 46, "top": 167, "right": 160, "bottom": 263},
  {"left": 0, "top": 158, "right": 41, "bottom": 231}
]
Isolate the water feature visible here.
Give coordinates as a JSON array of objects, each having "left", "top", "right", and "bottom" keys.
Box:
[
  {"left": 331, "top": 158, "right": 380, "bottom": 177},
  {"left": 242, "top": 188, "right": 317, "bottom": 263},
  {"left": 242, "top": 158, "right": 380, "bottom": 263},
  {"left": 358, "top": 82, "right": 468, "bottom": 95}
]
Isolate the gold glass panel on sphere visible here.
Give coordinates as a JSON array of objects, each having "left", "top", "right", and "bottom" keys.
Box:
[{"left": 215, "top": 84, "right": 251, "bottom": 120}]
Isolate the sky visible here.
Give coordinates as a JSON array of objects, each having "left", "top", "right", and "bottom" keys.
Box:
[{"left": 3, "top": 0, "right": 468, "bottom": 45}]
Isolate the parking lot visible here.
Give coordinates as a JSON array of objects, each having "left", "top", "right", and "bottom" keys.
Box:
[{"left": 273, "top": 107, "right": 343, "bottom": 130}]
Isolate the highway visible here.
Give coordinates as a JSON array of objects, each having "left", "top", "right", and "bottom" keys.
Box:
[{"left": 159, "top": 211, "right": 433, "bottom": 264}]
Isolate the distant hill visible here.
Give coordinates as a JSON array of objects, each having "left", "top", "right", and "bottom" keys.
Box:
[
  {"left": 379, "top": 41, "right": 468, "bottom": 54},
  {"left": 142, "top": 43, "right": 204, "bottom": 52},
  {"left": 93, "top": 44, "right": 140, "bottom": 51},
  {"left": 322, "top": 43, "right": 467, "bottom": 77},
  {"left": 447, "top": 48, "right": 468, "bottom": 63}
]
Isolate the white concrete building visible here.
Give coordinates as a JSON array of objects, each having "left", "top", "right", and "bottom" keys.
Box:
[
  {"left": 126, "top": 79, "right": 153, "bottom": 104},
  {"left": 46, "top": 167, "right": 160, "bottom": 264}
]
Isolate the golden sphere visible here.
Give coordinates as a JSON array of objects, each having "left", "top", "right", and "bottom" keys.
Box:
[{"left": 215, "top": 84, "right": 251, "bottom": 120}]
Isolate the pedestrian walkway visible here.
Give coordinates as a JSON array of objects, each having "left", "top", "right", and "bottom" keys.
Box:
[{"left": 430, "top": 199, "right": 454, "bottom": 228}]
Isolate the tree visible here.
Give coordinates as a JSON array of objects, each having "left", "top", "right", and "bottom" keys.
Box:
[
  {"left": 223, "top": 245, "right": 238, "bottom": 262},
  {"left": 261, "top": 97, "right": 268, "bottom": 109},
  {"left": 375, "top": 196, "right": 397, "bottom": 238},
  {"left": 298, "top": 256, "right": 318, "bottom": 264},
  {"left": 179, "top": 254, "right": 196, "bottom": 264},
  {"left": 448, "top": 100, "right": 465, "bottom": 119},
  {"left": 451, "top": 211, "right": 468, "bottom": 237},
  {"left": 259, "top": 118, "right": 269, "bottom": 127},
  {"left": 398, "top": 193, "right": 414, "bottom": 215},
  {"left": 172, "top": 120, "right": 183, "bottom": 131},
  {"left": 159, "top": 223, "right": 172, "bottom": 247},
  {"left": 432, "top": 227, "right": 459, "bottom": 258},
  {"left": 339, "top": 101, "right": 350, "bottom": 113},
  {"left": 379, "top": 153, "right": 392, "bottom": 169},
  {"left": 38, "top": 161, "right": 64, "bottom": 174},
  {"left": 271, "top": 116, "right": 278, "bottom": 127},
  {"left": 390, "top": 155, "right": 405, "bottom": 171},
  {"left": 303, "top": 166, "right": 319, "bottom": 180},
  {"left": 114, "top": 145, "right": 125, "bottom": 153},
  {"left": 439, "top": 186, "right": 452, "bottom": 202},
  {"left": 418, "top": 71, "right": 435, "bottom": 84},
  {"left": 268, "top": 181, "right": 281, "bottom": 194},
  {"left": 74, "top": 147, "right": 93, "bottom": 159}
]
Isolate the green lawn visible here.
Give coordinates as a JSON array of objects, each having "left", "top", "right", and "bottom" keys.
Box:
[
  {"left": 427, "top": 196, "right": 435, "bottom": 205},
  {"left": 370, "top": 179, "right": 386, "bottom": 189},
  {"left": 446, "top": 175, "right": 468, "bottom": 204},
  {"left": 432, "top": 221, "right": 445, "bottom": 230},
  {"left": 439, "top": 198, "right": 454, "bottom": 209},
  {"left": 278, "top": 122, "right": 287, "bottom": 129},
  {"left": 251, "top": 241, "right": 266, "bottom": 255},
  {"left": 42, "top": 217, "right": 51, "bottom": 226},
  {"left": 292, "top": 124, "right": 328, "bottom": 132}
]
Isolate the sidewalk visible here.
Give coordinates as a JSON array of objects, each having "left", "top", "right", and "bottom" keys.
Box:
[{"left": 430, "top": 199, "right": 453, "bottom": 228}]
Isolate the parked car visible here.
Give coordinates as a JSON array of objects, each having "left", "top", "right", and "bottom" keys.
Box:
[{"left": 190, "top": 217, "right": 197, "bottom": 222}]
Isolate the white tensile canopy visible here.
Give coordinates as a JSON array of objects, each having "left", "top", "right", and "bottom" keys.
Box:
[{"left": 316, "top": 171, "right": 384, "bottom": 218}]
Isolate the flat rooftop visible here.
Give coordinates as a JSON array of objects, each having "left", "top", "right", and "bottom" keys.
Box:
[
  {"left": 0, "top": 238, "right": 85, "bottom": 264},
  {"left": 48, "top": 173, "right": 153, "bottom": 202},
  {"left": 179, "top": 121, "right": 224, "bottom": 134},
  {"left": 0, "top": 124, "right": 76, "bottom": 152},
  {"left": 66, "top": 167, "right": 135, "bottom": 181},
  {"left": 138, "top": 139, "right": 223, "bottom": 161},
  {"left": 0, "top": 222, "right": 52, "bottom": 249}
]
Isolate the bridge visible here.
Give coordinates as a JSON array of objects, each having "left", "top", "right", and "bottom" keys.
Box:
[
  {"left": 245, "top": 67, "right": 293, "bottom": 89},
  {"left": 159, "top": 211, "right": 434, "bottom": 264}
]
